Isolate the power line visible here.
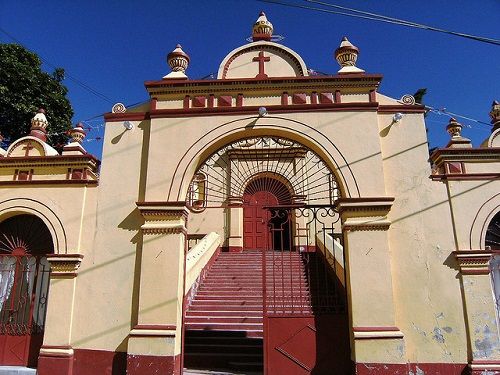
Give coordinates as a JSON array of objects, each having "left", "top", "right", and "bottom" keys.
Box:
[
  {"left": 258, "top": 0, "right": 500, "bottom": 46},
  {"left": 0, "top": 26, "right": 115, "bottom": 104}
]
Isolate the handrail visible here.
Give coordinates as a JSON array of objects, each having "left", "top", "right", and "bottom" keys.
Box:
[
  {"left": 316, "top": 232, "right": 345, "bottom": 286},
  {"left": 185, "top": 232, "right": 220, "bottom": 295}
]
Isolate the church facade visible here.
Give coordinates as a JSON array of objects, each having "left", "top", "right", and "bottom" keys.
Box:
[{"left": 0, "top": 12, "right": 499, "bottom": 375}]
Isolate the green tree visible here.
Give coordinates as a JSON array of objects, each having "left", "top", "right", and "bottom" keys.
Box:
[{"left": 0, "top": 44, "right": 73, "bottom": 148}]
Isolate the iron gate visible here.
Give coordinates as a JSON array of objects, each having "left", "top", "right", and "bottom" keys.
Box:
[
  {"left": 0, "top": 255, "right": 50, "bottom": 366},
  {"left": 263, "top": 205, "right": 351, "bottom": 375}
]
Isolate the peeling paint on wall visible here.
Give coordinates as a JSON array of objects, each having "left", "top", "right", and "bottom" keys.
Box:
[
  {"left": 432, "top": 327, "right": 445, "bottom": 343},
  {"left": 474, "top": 324, "right": 497, "bottom": 358}
]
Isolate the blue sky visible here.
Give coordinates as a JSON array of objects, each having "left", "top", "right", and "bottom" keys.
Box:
[{"left": 1, "top": 0, "right": 499, "bottom": 158}]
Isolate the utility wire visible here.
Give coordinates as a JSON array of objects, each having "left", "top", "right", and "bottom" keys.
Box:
[
  {"left": 258, "top": 0, "right": 500, "bottom": 46},
  {"left": 0, "top": 26, "right": 115, "bottom": 103}
]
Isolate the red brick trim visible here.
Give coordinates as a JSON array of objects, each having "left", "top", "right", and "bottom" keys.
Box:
[{"left": 127, "top": 353, "right": 181, "bottom": 375}]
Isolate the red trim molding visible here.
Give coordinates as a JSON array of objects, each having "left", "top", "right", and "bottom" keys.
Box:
[
  {"left": 127, "top": 353, "right": 181, "bottom": 375},
  {"left": 145, "top": 74, "right": 383, "bottom": 89},
  {"left": 74, "top": 349, "right": 126, "bottom": 375},
  {"left": 104, "top": 112, "right": 149, "bottom": 122},
  {"left": 355, "top": 363, "right": 466, "bottom": 375}
]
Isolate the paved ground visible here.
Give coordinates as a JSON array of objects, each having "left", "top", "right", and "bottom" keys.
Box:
[{"left": 0, "top": 367, "right": 36, "bottom": 375}]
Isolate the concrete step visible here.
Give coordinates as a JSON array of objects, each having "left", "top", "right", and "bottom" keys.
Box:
[
  {"left": 0, "top": 367, "right": 37, "bottom": 375},
  {"left": 185, "top": 316, "right": 263, "bottom": 324}
]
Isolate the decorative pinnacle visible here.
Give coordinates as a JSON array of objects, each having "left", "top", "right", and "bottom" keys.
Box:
[
  {"left": 29, "top": 108, "right": 48, "bottom": 142},
  {"left": 70, "top": 122, "right": 86, "bottom": 144},
  {"left": 446, "top": 118, "right": 462, "bottom": 138},
  {"left": 252, "top": 11, "right": 273, "bottom": 41},
  {"left": 489, "top": 100, "right": 500, "bottom": 131},
  {"left": 167, "top": 44, "right": 190, "bottom": 73},
  {"left": 334, "top": 37, "right": 364, "bottom": 74}
]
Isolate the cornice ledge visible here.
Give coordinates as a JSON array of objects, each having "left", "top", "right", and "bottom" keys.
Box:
[
  {"left": 136, "top": 201, "right": 189, "bottom": 221},
  {"left": 453, "top": 249, "right": 499, "bottom": 275},
  {"left": 335, "top": 197, "right": 394, "bottom": 216},
  {"left": 430, "top": 147, "right": 500, "bottom": 164},
  {"left": 46, "top": 253, "right": 84, "bottom": 277},
  {"left": 342, "top": 220, "right": 391, "bottom": 232}
]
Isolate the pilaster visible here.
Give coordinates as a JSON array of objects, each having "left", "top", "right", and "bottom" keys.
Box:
[
  {"left": 228, "top": 196, "right": 243, "bottom": 252},
  {"left": 454, "top": 250, "right": 500, "bottom": 374},
  {"left": 336, "top": 197, "right": 406, "bottom": 367},
  {"left": 37, "top": 254, "right": 84, "bottom": 375},
  {"left": 126, "top": 202, "right": 188, "bottom": 375}
]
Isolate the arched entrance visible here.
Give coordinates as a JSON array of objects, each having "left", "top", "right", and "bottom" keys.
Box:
[
  {"left": 243, "top": 176, "right": 292, "bottom": 251},
  {"left": 0, "top": 214, "right": 52, "bottom": 367},
  {"left": 184, "top": 136, "right": 350, "bottom": 374}
]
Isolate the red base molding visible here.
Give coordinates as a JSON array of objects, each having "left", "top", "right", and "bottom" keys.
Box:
[
  {"left": 127, "top": 353, "right": 180, "bottom": 375},
  {"left": 355, "top": 363, "right": 467, "bottom": 375},
  {"left": 73, "top": 349, "right": 126, "bottom": 375},
  {"left": 38, "top": 352, "right": 74, "bottom": 375}
]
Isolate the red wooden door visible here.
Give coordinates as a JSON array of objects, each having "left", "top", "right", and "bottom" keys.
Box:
[{"left": 243, "top": 190, "right": 278, "bottom": 250}]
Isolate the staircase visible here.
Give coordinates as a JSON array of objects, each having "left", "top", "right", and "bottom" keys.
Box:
[
  {"left": 184, "top": 250, "right": 315, "bottom": 373},
  {"left": 184, "top": 251, "right": 264, "bottom": 373}
]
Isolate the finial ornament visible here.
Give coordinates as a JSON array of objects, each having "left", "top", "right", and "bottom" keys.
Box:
[
  {"left": 446, "top": 118, "right": 462, "bottom": 138},
  {"left": 252, "top": 11, "right": 273, "bottom": 41},
  {"left": 29, "top": 108, "right": 49, "bottom": 142},
  {"left": 334, "top": 37, "right": 365, "bottom": 74},
  {"left": 70, "top": 123, "right": 86, "bottom": 144},
  {"left": 489, "top": 100, "right": 500, "bottom": 131},
  {"left": 164, "top": 44, "right": 190, "bottom": 79}
]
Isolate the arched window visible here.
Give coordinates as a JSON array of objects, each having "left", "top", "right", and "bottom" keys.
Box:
[
  {"left": 486, "top": 211, "right": 500, "bottom": 250},
  {"left": 486, "top": 213, "right": 500, "bottom": 320},
  {"left": 187, "top": 173, "right": 207, "bottom": 212}
]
